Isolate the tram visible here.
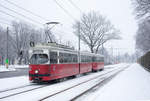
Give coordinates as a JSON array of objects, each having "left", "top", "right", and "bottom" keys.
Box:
[{"left": 29, "top": 43, "right": 104, "bottom": 82}]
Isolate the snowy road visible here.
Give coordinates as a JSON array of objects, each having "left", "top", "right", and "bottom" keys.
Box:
[
  {"left": 0, "top": 68, "right": 28, "bottom": 78},
  {"left": 0, "top": 63, "right": 129, "bottom": 101}
]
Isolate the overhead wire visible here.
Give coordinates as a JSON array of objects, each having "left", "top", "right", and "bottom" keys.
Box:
[
  {"left": 50, "top": 0, "right": 82, "bottom": 45},
  {"left": 0, "top": 9, "right": 20, "bottom": 21},
  {"left": 0, "top": 2, "right": 45, "bottom": 28},
  {"left": 4, "top": 0, "right": 49, "bottom": 22},
  {"left": 0, "top": 3, "right": 43, "bottom": 25},
  {"left": 67, "top": 0, "right": 83, "bottom": 14},
  {"left": 52, "top": 0, "right": 77, "bottom": 21},
  {"left": 0, "top": 0, "right": 82, "bottom": 28},
  {"left": 0, "top": 9, "right": 41, "bottom": 28}
]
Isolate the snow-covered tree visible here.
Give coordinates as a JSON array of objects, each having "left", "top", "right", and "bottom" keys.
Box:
[
  {"left": 136, "top": 19, "right": 150, "bottom": 53},
  {"left": 73, "top": 11, "right": 121, "bottom": 53},
  {"left": 132, "top": 0, "right": 150, "bottom": 19},
  {"left": 11, "top": 21, "right": 45, "bottom": 64}
]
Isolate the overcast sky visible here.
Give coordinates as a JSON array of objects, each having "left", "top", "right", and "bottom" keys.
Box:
[{"left": 0, "top": 0, "right": 138, "bottom": 55}]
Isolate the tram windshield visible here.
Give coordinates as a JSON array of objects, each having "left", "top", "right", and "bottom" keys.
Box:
[{"left": 30, "top": 54, "right": 49, "bottom": 64}]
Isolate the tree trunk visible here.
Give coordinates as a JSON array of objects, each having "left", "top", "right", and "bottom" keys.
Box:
[{"left": 90, "top": 46, "right": 94, "bottom": 53}]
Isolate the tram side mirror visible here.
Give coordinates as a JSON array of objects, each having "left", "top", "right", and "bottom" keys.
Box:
[{"left": 30, "top": 41, "right": 35, "bottom": 47}]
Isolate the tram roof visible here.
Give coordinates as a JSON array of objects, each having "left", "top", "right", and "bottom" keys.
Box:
[
  {"left": 30, "top": 43, "right": 103, "bottom": 57},
  {"left": 30, "top": 43, "right": 78, "bottom": 53}
]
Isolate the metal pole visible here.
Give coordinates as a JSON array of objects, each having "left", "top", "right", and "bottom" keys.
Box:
[
  {"left": 78, "top": 22, "right": 80, "bottom": 73},
  {"left": 111, "top": 47, "right": 113, "bottom": 64},
  {"left": 102, "top": 42, "right": 104, "bottom": 55},
  {"left": 7, "top": 27, "right": 8, "bottom": 58},
  {"left": 78, "top": 22, "right": 80, "bottom": 54},
  {"left": 6, "top": 27, "right": 9, "bottom": 68}
]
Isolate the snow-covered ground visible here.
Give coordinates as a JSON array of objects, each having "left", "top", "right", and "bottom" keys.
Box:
[
  {"left": 82, "top": 63, "right": 150, "bottom": 101},
  {"left": 0, "top": 65, "right": 28, "bottom": 72},
  {"left": 0, "top": 63, "right": 127, "bottom": 91},
  {"left": 1, "top": 63, "right": 149, "bottom": 101},
  {"left": 0, "top": 76, "right": 30, "bottom": 91},
  {"left": 0, "top": 63, "right": 127, "bottom": 101}
]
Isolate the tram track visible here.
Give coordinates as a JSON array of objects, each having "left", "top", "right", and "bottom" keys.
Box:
[
  {"left": 0, "top": 65, "right": 129, "bottom": 100},
  {"left": 39, "top": 65, "right": 130, "bottom": 101},
  {"left": 0, "top": 84, "right": 48, "bottom": 99},
  {"left": 70, "top": 65, "right": 129, "bottom": 101},
  {"left": 0, "top": 84, "right": 33, "bottom": 93}
]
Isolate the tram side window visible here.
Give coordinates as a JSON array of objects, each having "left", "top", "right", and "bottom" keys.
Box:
[
  {"left": 59, "top": 53, "right": 63, "bottom": 63},
  {"left": 50, "top": 52, "right": 58, "bottom": 64},
  {"left": 63, "top": 53, "right": 69, "bottom": 63},
  {"left": 101, "top": 57, "right": 104, "bottom": 62},
  {"left": 81, "top": 55, "right": 85, "bottom": 62},
  {"left": 81, "top": 55, "right": 91, "bottom": 63},
  {"left": 96, "top": 57, "right": 99, "bottom": 62},
  {"left": 59, "top": 52, "right": 67, "bottom": 63},
  {"left": 96, "top": 57, "right": 101, "bottom": 62},
  {"left": 72, "top": 54, "right": 78, "bottom": 63},
  {"left": 59, "top": 52, "right": 78, "bottom": 63},
  {"left": 89, "top": 56, "right": 92, "bottom": 62},
  {"left": 92, "top": 56, "right": 96, "bottom": 62},
  {"left": 96, "top": 57, "right": 104, "bottom": 62}
]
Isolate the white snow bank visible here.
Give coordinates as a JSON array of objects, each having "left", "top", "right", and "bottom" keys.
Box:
[
  {"left": 83, "top": 63, "right": 150, "bottom": 101},
  {"left": 13, "top": 65, "right": 29, "bottom": 69},
  {"left": 104, "top": 63, "right": 130, "bottom": 69},
  {"left": 0, "top": 65, "right": 29, "bottom": 68},
  {"left": 0, "top": 66, "right": 16, "bottom": 72},
  {"left": 0, "top": 65, "right": 28, "bottom": 72}
]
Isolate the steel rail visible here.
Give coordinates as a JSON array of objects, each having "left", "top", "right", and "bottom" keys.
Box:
[
  {"left": 0, "top": 85, "right": 48, "bottom": 99},
  {"left": 39, "top": 66, "right": 129, "bottom": 101},
  {"left": 70, "top": 65, "right": 130, "bottom": 101}
]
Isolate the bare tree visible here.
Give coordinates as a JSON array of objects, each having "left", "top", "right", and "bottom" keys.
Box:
[
  {"left": 0, "top": 21, "right": 54, "bottom": 65},
  {"left": 73, "top": 11, "right": 121, "bottom": 53},
  {"left": 0, "top": 26, "right": 16, "bottom": 64},
  {"left": 0, "top": 27, "right": 7, "bottom": 64},
  {"left": 136, "top": 19, "right": 150, "bottom": 53},
  {"left": 11, "top": 21, "right": 45, "bottom": 64},
  {"left": 132, "top": 0, "right": 150, "bottom": 19}
]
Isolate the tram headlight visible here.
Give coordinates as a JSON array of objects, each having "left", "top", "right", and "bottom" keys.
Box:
[{"left": 35, "top": 70, "right": 39, "bottom": 74}]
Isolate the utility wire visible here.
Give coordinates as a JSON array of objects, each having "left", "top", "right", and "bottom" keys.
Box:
[
  {"left": 67, "top": 0, "right": 83, "bottom": 14},
  {"left": 0, "top": 9, "right": 20, "bottom": 21},
  {"left": 0, "top": 9, "right": 42, "bottom": 28},
  {"left": 53, "top": 0, "right": 76, "bottom": 21},
  {"left": 0, "top": 3, "right": 43, "bottom": 25},
  {"left": 4, "top": 0, "right": 48, "bottom": 21}
]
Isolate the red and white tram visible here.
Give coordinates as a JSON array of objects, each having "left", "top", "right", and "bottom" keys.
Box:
[{"left": 29, "top": 43, "right": 104, "bottom": 82}]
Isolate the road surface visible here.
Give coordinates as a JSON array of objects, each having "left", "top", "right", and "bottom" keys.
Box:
[{"left": 0, "top": 68, "right": 28, "bottom": 78}]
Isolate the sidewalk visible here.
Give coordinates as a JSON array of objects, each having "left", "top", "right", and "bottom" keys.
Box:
[
  {"left": 82, "top": 63, "right": 150, "bottom": 101},
  {"left": 0, "top": 65, "right": 28, "bottom": 72}
]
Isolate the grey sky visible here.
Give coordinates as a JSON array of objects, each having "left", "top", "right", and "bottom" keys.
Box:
[{"left": 0, "top": 0, "right": 137, "bottom": 54}]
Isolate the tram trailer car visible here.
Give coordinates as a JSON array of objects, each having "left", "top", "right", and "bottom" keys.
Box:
[{"left": 29, "top": 43, "right": 104, "bottom": 82}]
